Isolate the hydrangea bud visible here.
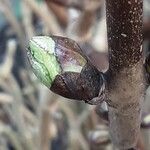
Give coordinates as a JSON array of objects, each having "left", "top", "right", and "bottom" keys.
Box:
[{"left": 27, "top": 36, "right": 105, "bottom": 104}]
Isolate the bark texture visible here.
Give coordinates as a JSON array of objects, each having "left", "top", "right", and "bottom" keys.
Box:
[{"left": 106, "top": 0, "right": 144, "bottom": 149}]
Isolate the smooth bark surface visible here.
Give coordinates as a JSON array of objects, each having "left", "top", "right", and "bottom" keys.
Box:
[{"left": 106, "top": 0, "right": 144, "bottom": 149}]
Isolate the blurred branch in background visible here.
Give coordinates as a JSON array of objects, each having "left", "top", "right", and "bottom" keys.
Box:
[
  {"left": 0, "top": 0, "right": 26, "bottom": 50},
  {"left": 47, "top": 0, "right": 102, "bottom": 11},
  {"left": 23, "top": 0, "right": 63, "bottom": 35}
]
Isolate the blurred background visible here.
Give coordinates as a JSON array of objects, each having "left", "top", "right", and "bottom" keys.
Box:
[{"left": 0, "top": 0, "right": 150, "bottom": 150}]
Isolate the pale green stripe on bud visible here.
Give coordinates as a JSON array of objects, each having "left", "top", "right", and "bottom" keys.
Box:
[{"left": 28, "top": 36, "right": 61, "bottom": 88}]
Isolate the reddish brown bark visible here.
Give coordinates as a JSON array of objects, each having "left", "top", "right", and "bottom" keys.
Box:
[{"left": 105, "top": 0, "right": 144, "bottom": 149}]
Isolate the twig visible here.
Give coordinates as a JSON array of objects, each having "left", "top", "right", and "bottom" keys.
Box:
[
  {"left": 37, "top": 87, "right": 60, "bottom": 150},
  {"left": 0, "top": 39, "right": 17, "bottom": 79},
  {"left": 47, "top": 0, "right": 103, "bottom": 11},
  {"left": 0, "top": 122, "right": 23, "bottom": 150},
  {"left": 67, "top": 10, "right": 97, "bottom": 42},
  {"left": 67, "top": 1, "right": 104, "bottom": 42},
  {"left": 20, "top": 69, "right": 38, "bottom": 113},
  {"left": 0, "top": 93, "right": 13, "bottom": 104},
  {"left": 21, "top": 0, "right": 35, "bottom": 39},
  {"left": 23, "top": 0, "right": 64, "bottom": 35},
  {"left": 56, "top": 100, "right": 89, "bottom": 150},
  {"left": 105, "top": 0, "right": 144, "bottom": 149},
  {"left": 45, "top": 2, "right": 68, "bottom": 28},
  {"left": 39, "top": 107, "right": 52, "bottom": 150},
  {"left": 4, "top": 75, "right": 34, "bottom": 150}
]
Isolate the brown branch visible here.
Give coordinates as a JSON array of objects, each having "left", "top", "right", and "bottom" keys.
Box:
[
  {"left": 45, "top": 2, "right": 68, "bottom": 28},
  {"left": 21, "top": 1, "right": 35, "bottom": 39},
  {"left": 23, "top": 0, "right": 63, "bottom": 35},
  {"left": 67, "top": 10, "right": 97, "bottom": 42},
  {"left": 0, "top": 122, "right": 23, "bottom": 150},
  {"left": 66, "top": 1, "right": 104, "bottom": 43},
  {"left": 105, "top": 0, "right": 144, "bottom": 149},
  {"left": 46, "top": 0, "right": 103, "bottom": 11},
  {"left": 39, "top": 107, "right": 52, "bottom": 150}
]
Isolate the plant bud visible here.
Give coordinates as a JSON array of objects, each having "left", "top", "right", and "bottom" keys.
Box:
[{"left": 27, "top": 36, "right": 105, "bottom": 104}]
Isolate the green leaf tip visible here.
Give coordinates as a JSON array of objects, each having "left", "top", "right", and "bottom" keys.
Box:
[{"left": 27, "top": 36, "right": 61, "bottom": 88}]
